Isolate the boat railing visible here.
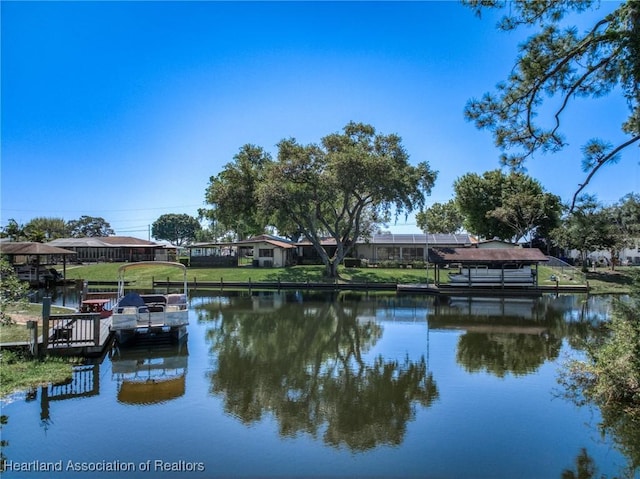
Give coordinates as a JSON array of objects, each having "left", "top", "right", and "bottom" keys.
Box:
[{"left": 115, "top": 306, "right": 188, "bottom": 320}]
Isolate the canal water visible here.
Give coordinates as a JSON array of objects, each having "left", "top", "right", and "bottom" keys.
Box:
[{"left": 1, "top": 291, "right": 637, "bottom": 478}]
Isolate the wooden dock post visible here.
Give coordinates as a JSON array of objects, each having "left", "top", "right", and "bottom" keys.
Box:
[
  {"left": 27, "top": 320, "right": 38, "bottom": 356},
  {"left": 93, "top": 314, "right": 100, "bottom": 345},
  {"left": 81, "top": 281, "right": 88, "bottom": 309},
  {"left": 42, "top": 297, "right": 51, "bottom": 353}
]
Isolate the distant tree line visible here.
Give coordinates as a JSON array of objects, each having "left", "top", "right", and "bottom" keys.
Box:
[{"left": 0, "top": 216, "right": 115, "bottom": 242}]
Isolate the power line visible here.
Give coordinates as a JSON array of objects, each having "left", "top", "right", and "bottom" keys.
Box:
[{"left": 0, "top": 204, "right": 204, "bottom": 214}]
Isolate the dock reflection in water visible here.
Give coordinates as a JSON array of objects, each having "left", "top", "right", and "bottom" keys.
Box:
[
  {"left": 111, "top": 340, "right": 188, "bottom": 405},
  {"left": 39, "top": 363, "right": 100, "bottom": 427},
  {"left": 429, "top": 296, "right": 563, "bottom": 377}
]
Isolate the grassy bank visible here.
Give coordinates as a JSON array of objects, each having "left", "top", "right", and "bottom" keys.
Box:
[
  {"left": 62, "top": 263, "right": 432, "bottom": 286},
  {"left": 0, "top": 304, "right": 79, "bottom": 398},
  {"left": 0, "top": 303, "right": 76, "bottom": 343},
  {"left": 61, "top": 262, "right": 597, "bottom": 285},
  {"left": 0, "top": 350, "right": 77, "bottom": 398},
  {"left": 585, "top": 268, "right": 638, "bottom": 295}
]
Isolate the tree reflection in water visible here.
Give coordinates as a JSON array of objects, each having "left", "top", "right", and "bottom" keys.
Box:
[
  {"left": 456, "top": 332, "right": 562, "bottom": 377},
  {"left": 429, "top": 295, "right": 606, "bottom": 378},
  {"left": 199, "top": 294, "right": 438, "bottom": 451}
]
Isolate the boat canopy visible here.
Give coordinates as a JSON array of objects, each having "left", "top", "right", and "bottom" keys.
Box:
[
  {"left": 117, "top": 261, "right": 187, "bottom": 275},
  {"left": 118, "top": 292, "right": 146, "bottom": 308},
  {"left": 117, "top": 261, "right": 188, "bottom": 298}
]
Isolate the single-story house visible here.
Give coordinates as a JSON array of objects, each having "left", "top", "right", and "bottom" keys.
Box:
[
  {"left": 235, "top": 235, "right": 297, "bottom": 268},
  {"left": 565, "top": 243, "right": 640, "bottom": 267},
  {"left": 47, "top": 236, "right": 176, "bottom": 263},
  {"left": 297, "top": 233, "right": 476, "bottom": 265},
  {"left": 188, "top": 242, "right": 238, "bottom": 267},
  {"left": 187, "top": 233, "right": 478, "bottom": 268},
  {"left": 353, "top": 233, "right": 476, "bottom": 263}
]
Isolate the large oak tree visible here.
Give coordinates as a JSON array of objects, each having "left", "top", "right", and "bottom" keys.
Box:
[
  {"left": 206, "top": 122, "right": 437, "bottom": 277},
  {"left": 257, "top": 122, "right": 437, "bottom": 277}
]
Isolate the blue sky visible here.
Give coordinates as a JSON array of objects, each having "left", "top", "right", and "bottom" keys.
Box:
[{"left": 1, "top": 1, "right": 635, "bottom": 238}]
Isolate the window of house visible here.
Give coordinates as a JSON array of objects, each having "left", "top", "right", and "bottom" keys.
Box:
[
  {"left": 402, "top": 247, "right": 424, "bottom": 260},
  {"left": 259, "top": 249, "right": 274, "bottom": 258},
  {"left": 377, "top": 247, "right": 401, "bottom": 260}
]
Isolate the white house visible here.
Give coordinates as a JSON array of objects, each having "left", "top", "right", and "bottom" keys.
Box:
[
  {"left": 566, "top": 243, "right": 640, "bottom": 266},
  {"left": 235, "top": 235, "right": 297, "bottom": 267}
]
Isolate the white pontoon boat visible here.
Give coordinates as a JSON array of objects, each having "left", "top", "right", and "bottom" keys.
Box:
[
  {"left": 448, "top": 265, "right": 535, "bottom": 286},
  {"left": 110, "top": 261, "right": 189, "bottom": 344}
]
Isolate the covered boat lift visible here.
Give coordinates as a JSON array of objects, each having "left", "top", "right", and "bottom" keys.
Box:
[
  {"left": 427, "top": 247, "right": 549, "bottom": 288},
  {"left": 0, "top": 241, "right": 77, "bottom": 285}
]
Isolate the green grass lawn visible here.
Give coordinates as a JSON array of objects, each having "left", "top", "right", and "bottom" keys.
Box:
[
  {"left": 0, "top": 350, "right": 77, "bottom": 398},
  {"left": 58, "top": 262, "right": 591, "bottom": 286},
  {"left": 0, "top": 324, "right": 32, "bottom": 343},
  {"left": 61, "top": 263, "right": 434, "bottom": 286},
  {"left": 56, "top": 261, "right": 636, "bottom": 294},
  {"left": 585, "top": 267, "right": 638, "bottom": 294},
  {"left": 1, "top": 304, "right": 75, "bottom": 343}
]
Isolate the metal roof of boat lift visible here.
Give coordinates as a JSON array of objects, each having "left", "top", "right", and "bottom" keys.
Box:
[
  {"left": 428, "top": 247, "right": 549, "bottom": 264},
  {"left": 47, "top": 236, "right": 165, "bottom": 248},
  {"left": 367, "top": 233, "right": 475, "bottom": 245}
]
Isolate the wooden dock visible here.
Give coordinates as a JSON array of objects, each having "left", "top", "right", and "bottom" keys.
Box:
[
  {"left": 40, "top": 313, "right": 114, "bottom": 356},
  {"left": 397, "top": 283, "right": 589, "bottom": 297},
  {"left": 153, "top": 279, "right": 589, "bottom": 297},
  {"left": 153, "top": 279, "right": 398, "bottom": 292}
]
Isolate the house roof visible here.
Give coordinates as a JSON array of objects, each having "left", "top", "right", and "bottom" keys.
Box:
[
  {"left": 48, "top": 237, "right": 110, "bottom": 248},
  {"left": 99, "top": 236, "right": 159, "bottom": 246},
  {"left": 188, "top": 233, "right": 476, "bottom": 250},
  {"left": 428, "top": 247, "right": 548, "bottom": 264},
  {"left": 0, "top": 242, "right": 77, "bottom": 256},
  {"left": 476, "top": 239, "right": 519, "bottom": 248},
  {"left": 234, "top": 234, "right": 297, "bottom": 249},
  {"left": 365, "top": 233, "right": 475, "bottom": 245},
  {"left": 48, "top": 236, "right": 163, "bottom": 248},
  {"left": 296, "top": 233, "right": 476, "bottom": 247}
]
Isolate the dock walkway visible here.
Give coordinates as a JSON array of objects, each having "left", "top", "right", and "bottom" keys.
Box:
[
  {"left": 41, "top": 314, "right": 113, "bottom": 356},
  {"left": 153, "top": 279, "right": 589, "bottom": 296},
  {"left": 397, "top": 283, "right": 589, "bottom": 296}
]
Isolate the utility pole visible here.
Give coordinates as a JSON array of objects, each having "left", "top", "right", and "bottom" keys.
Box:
[{"left": 425, "top": 228, "right": 429, "bottom": 285}]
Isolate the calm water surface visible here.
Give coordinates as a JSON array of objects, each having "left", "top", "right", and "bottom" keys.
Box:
[{"left": 1, "top": 291, "right": 637, "bottom": 478}]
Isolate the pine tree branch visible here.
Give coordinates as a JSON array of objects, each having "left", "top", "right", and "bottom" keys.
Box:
[{"left": 570, "top": 135, "right": 640, "bottom": 211}]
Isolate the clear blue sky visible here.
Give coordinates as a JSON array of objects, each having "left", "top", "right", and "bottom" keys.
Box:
[{"left": 1, "top": 1, "right": 635, "bottom": 238}]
